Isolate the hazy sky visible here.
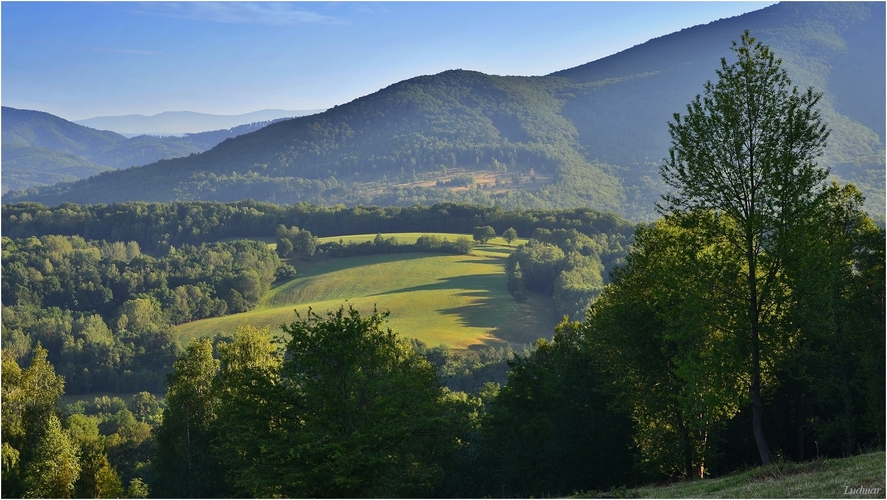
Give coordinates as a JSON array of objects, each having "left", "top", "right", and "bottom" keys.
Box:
[{"left": 3, "top": 1, "right": 775, "bottom": 121}]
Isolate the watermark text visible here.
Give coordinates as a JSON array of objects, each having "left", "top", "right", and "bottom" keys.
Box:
[{"left": 844, "top": 485, "right": 882, "bottom": 495}]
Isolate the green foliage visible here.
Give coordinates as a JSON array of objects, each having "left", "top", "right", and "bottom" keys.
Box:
[
  {"left": 258, "top": 306, "right": 470, "bottom": 497},
  {"left": 473, "top": 225, "right": 497, "bottom": 243},
  {"left": 502, "top": 226, "right": 518, "bottom": 244},
  {"left": 126, "top": 477, "right": 150, "bottom": 498},
  {"left": 505, "top": 227, "right": 618, "bottom": 319},
  {"left": 586, "top": 218, "right": 747, "bottom": 478},
  {"left": 3, "top": 200, "right": 634, "bottom": 256},
  {"left": 0, "top": 345, "right": 141, "bottom": 498},
  {"left": 456, "top": 322, "right": 636, "bottom": 497},
  {"left": 660, "top": 30, "right": 832, "bottom": 465},
  {"left": 155, "top": 309, "right": 475, "bottom": 497},
  {"left": 411, "top": 339, "right": 514, "bottom": 394},
  {"left": 153, "top": 338, "right": 224, "bottom": 497},
  {"left": 22, "top": 414, "right": 81, "bottom": 498},
  {"left": 1, "top": 234, "right": 284, "bottom": 394},
  {"left": 73, "top": 439, "right": 125, "bottom": 499}
]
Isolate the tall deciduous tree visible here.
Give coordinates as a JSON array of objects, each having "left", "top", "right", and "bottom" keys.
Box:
[
  {"left": 22, "top": 414, "right": 81, "bottom": 498},
  {"left": 153, "top": 338, "right": 223, "bottom": 498},
  {"left": 586, "top": 216, "right": 747, "bottom": 478},
  {"left": 1, "top": 344, "right": 68, "bottom": 497},
  {"left": 659, "top": 31, "right": 830, "bottom": 465}
]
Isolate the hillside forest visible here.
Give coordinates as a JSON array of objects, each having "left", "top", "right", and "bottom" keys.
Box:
[{"left": 1, "top": 27, "right": 885, "bottom": 500}]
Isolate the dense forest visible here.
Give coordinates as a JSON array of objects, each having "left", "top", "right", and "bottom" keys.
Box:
[
  {"left": 1, "top": 200, "right": 634, "bottom": 253},
  {"left": 2, "top": 22, "right": 885, "bottom": 500},
  {"left": 5, "top": 3, "right": 883, "bottom": 221}
]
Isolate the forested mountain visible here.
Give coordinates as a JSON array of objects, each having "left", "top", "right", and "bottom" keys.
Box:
[
  {"left": 5, "top": 2, "right": 884, "bottom": 220},
  {"left": 1, "top": 107, "right": 289, "bottom": 194}
]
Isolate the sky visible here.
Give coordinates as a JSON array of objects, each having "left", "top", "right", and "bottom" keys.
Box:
[{"left": 2, "top": 1, "right": 775, "bottom": 121}]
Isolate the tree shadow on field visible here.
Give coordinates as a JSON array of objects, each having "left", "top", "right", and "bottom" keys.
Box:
[
  {"left": 483, "top": 291, "right": 560, "bottom": 349},
  {"left": 380, "top": 274, "right": 559, "bottom": 349},
  {"left": 376, "top": 273, "right": 502, "bottom": 297},
  {"left": 379, "top": 274, "right": 513, "bottom": 333}
]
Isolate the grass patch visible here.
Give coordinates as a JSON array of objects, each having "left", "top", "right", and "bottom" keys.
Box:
[
  {"left": 316, "top": 232, "right": 527, "bottom": 249},
  {"left": 316, "top": 232, "right": 470, "bottom": 244},
  {"left": 176, "top": 250, "right": 555, "bottom": 350},
  {"left": 626, "top": 452, "right": 886, "bottom": 498}
]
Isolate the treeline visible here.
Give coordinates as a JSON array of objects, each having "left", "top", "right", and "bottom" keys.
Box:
[
  {"left": 0, "top": 323, "right": 524, "bottom": 499},
  {"left": 276, "top": 225, "right": 474, "bottom": 260},
  {"left": 1, "top": 234, "right": 285, "bottom": 394},
  {"left": 0, "top": 302, "right": 649, "bottom": 498},
  {"left": 2, "top": 200, "right": 634, "bottom": 253},
  {"left": 0, "top": 199, "right": 634, "bottom": 398}
]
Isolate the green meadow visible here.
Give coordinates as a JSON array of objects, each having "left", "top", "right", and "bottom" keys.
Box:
[{"left": 176, "top": 234, "right": 551, "bottom": 349}]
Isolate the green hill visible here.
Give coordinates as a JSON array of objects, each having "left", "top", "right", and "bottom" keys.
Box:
[
  {"left": 5, "top": 2, "right": 884, "bottom": 220},
  {"left": 176, "top": 245, "right": 557, "bottom": 350}
]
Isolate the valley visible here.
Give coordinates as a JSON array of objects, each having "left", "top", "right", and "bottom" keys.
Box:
[{"left": 1, "top": 2, "right": 884, "bottom": 497}]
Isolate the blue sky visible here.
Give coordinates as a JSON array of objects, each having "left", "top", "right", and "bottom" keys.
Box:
[{"left": 2, "top": 1, "right": 775, "bottom": 121}]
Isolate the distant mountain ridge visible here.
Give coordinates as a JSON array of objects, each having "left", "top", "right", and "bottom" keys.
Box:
[
  {"left": 75, "top": 109, "right": 325, "bottom": 137},
  {"left": 6, "top": 2, "right": 884, "bottom": 221},
  {"left": 1, "top": 107, "right": 292, "bottom": 193}
]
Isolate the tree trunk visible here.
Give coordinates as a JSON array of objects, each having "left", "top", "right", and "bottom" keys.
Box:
[
  {"left": 751, "top": 347, "right": 771, "bottom": 465},
  {"left": 748, "top": 247, "right": 772, "bottom": 465}
]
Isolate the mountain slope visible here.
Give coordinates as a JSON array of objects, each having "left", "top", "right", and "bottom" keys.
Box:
[
  {"left": 551, "top": 1, "right": 885, "bottom": 214},
  {"left": 6, "top": 2, "right": 883, "bottom": 220},
  {"left": 1, "top": 143, "right": 111, "bottom": 194}
]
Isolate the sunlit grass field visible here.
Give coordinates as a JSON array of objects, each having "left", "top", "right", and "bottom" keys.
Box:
[{"left": 176, "top": 234, "right": 550, "bottom": 350}]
